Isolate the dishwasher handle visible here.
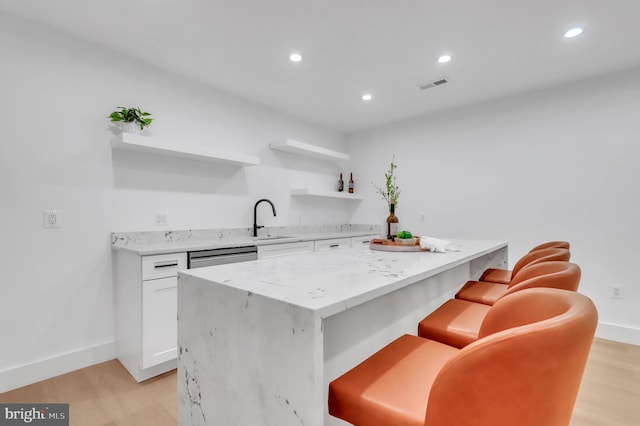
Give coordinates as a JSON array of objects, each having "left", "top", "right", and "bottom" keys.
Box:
[
  {"left": 189, "top": 246, "right": 257, "bottom": 259},
  {"left": 188, "top": 252, "right": 258, "bottom": 269}
]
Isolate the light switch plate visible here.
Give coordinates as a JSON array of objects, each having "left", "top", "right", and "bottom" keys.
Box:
[
  {"left": 43, "top": 209, "right": 61, "bottom": 228},
  {"left": 154, "top": 211, "right": 169, "bottom": 226},
  {"left": 611, "top": 285, "right": 624, "bottom": 299}
]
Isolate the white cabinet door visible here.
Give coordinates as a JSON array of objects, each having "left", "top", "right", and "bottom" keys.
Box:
[
  {"left": 314, "top": 238, "right": 351, "bottom": 252},
  {"left": 141, "top": 276, "right": 177, "bottom": 369},
  {"left": 258, "top": 241, "right": 314, "bottom": 259}
]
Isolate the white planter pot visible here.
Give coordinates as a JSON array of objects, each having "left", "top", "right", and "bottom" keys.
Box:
[{"left": 117, "top": 121, "right": 142, "bottom": 134}]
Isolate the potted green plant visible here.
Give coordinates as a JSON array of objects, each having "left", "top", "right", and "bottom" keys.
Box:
[
  {"left": 372, "top": 155, "right": 401, "bottom": 207},
  {"left": 109, "top": 106, "right": 153, "bottom": 132}
]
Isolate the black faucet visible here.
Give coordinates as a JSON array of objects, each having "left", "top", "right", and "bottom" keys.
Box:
[{"left": 253, "top": 199, "right": 277, "bottom": 237}]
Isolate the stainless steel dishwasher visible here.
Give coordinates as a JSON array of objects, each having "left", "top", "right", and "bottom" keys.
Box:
[{"left": 187, "top": 246, "right": 258, "bottom": 269}]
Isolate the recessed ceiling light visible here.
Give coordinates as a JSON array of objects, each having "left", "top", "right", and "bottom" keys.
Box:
[
  {"left": 361, "top": 93, "right": 372, "bottom": 101},
  {"left": 289, "top": 53, "right": 302, "bottom": 62},
  {"left": 564, "top": 27, "right": 584, "bottom": 38},
  {"left": 438, "top": 55, "right": 452, "bottom": 63}
]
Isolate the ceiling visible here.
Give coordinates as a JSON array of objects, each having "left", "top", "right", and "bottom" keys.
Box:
[{"left": 2, "top": 0, "right": 640, "bottom": 133}]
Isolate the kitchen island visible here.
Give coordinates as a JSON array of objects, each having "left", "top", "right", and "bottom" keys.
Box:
[{"left": 177, "top": 239, "right": 507, "bottom": 426}]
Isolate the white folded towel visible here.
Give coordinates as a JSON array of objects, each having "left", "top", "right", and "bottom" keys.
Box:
[{"left": 419, "top": 236, "right": 460, "bottom": 253}]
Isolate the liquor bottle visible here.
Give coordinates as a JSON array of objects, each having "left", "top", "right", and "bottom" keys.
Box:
[
  {"left": 386, "top": 203, "right": 399, "bottom": 240},
  {"left": 338, "top": 173, "right": 344, "bottom": 192},
  {"left": 348, "top": 173, "right": 354, "bottom": 193}
]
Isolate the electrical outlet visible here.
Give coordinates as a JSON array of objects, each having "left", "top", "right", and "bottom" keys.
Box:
[
  {"left": 611, "top": 285, "right": 624, "bottom": 299},
  {"left": 420, "top": 212, "right": 426, "bottom": 223},
  {"left": 43, "top": 209, "right": 61, "bottom": 228},
  {"left": 154, "top": 211, "right": 168, "bottom": 226}
]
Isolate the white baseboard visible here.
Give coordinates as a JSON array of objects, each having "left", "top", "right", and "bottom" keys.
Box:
[
  {"left": 0, "top": 341, "right": 116, "bottom": 393},
  {"left": 596, "top": 322, "right": 640, "bottom": 346}
]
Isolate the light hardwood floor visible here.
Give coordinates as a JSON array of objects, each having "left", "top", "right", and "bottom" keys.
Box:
[
  {"left": 0, "top": 361, "right": 177, "bottom": 426},
  {"left": 1, "top": 338, "right": 639, "bottom": 425}
]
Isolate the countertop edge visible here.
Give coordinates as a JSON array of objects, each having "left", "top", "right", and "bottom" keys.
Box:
[{"left": 112, "top": 231, "right": 382, "bottom": 255}]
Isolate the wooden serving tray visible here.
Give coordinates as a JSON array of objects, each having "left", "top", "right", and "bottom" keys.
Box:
[{"left": 369, "top": 238, "right": 429, "bottom": 252}]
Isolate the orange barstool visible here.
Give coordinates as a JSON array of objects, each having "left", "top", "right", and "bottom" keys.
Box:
[
  {"left": 456, "top": 259, "right": 579, "bottom": 306},
  {"left": 529, "top": 240, "right": 570, "bottom": 252},
  {"left": 419, "top": 261, "right": 581, "bottom": 347},
  {"left": 328, "top": 288, "right": 597, "bottom": 426},
  {"left": 480, "top": 245, "right": 570, "bottom": 284}
]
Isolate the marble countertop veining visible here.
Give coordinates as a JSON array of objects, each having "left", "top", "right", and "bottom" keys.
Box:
[
  {"left": 111, "top": 224, "right": 382, "bottom": 255},
  {"left": 181, "top": 239, "right": 507, "bottom": 318}
]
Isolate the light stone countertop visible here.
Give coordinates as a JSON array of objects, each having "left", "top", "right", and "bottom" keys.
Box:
[
  {"left": 111, "top": 224, "right": 381, "bottom": 255},
  {"left": 181, "top": 239, "right": 507, "bottom": 318}
]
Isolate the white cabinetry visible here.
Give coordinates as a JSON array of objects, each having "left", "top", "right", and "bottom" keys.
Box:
[
  {"left": 258, "top": 241, "right": 314, "bottom": 259},
  {"left": 314, "top": 238, "right": 351, "bottom": 252},
  {"left": 114, "top": 251, "right": 186, "bottom": 381},
  {"left": 257, "top": 235, "right": 379, "bottom": 258}
]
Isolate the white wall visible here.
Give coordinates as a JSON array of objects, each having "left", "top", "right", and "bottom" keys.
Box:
[
  {"left": 348, "top": 67, "right": 640, "bottom": 344},
  {"left": 0, "top": 13, "right": 354, "bottom": 390}
]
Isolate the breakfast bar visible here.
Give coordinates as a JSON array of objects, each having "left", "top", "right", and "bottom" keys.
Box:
[{"left": 177, "top": 239, "right": 507, "bottom": 426}]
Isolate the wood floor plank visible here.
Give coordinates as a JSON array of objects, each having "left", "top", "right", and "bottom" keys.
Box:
[
  {"left": 570, "top": 338, "right": 640, "bottom": 426},
  {"left": 1, "top": 338, "right": 638, "bottom": 425}
]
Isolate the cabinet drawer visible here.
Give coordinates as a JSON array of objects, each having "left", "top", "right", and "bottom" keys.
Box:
[
  {"left": 142, "top": 253, "right": 187, "bottom": 280},
  {"left": 258, "top": 241, "right": 314, "bottom": 259},
  {"left": 350, "top": 235, "right": 379, "bottom": 246},
  {"left": 314, "top": 238, "right": 351, "bottom": 252}
]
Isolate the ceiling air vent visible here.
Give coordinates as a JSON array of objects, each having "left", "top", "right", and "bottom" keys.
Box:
[{"left": 418, "top": 77, "right": 449, "bottom": 91}]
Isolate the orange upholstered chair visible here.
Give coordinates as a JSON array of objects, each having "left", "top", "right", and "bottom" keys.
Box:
[
  {"left": 456, "top": 260, "right": 580, "bottom": 306},
  {"left": 328, "top": 288, "right": 597, "bottom": 426},
  {"left": 419, "top": 261, "right": 581, "bottom": 348},
  {"left": 480, "top": 245, "right": 571, "bottom": 285}
]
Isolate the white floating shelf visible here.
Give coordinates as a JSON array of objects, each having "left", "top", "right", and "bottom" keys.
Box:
[
  {"left": 291, "top": 188, "right": 363, "bottom": 200},
  {"left": 270, "top": 139, "right": 350, "bottom": 162},
  {"left": 112, "top": 133, "right": 260, "bottom": 167}
]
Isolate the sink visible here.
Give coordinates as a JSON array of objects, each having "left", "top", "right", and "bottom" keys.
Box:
[{"left": 254, "top": 235, "right": 293, "bottom": 241}]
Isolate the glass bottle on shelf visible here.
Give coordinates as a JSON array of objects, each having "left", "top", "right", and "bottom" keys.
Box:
[
  {"left": 386, "top": 203, "right": 399, "bottom": 240},
  {"left": 338, "top": 173, "right": 344, "bottom": 192},
  {"left": 348, "top": 173, "right": 354, "bottom": 193}
]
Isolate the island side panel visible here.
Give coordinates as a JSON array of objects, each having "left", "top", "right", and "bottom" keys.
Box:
[
  {"left": 469, "top": 245, "right": 508, "bottom": 280},
  {"left": 177, "top": 273, "right": 324, "bottom": 426},
  {"left": 322, "top": 263, "right": 470, "bottom": 426}
]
